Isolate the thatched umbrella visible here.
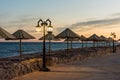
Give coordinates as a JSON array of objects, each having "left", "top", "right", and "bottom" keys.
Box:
[
  {"left": 12, "top": 29, "right": 35, "bottom": 60},
  {"left": 87, "top": 34, "right": 100, "bottom": 47},
  {"left": 64, "top": 38, "right": 79, "bottom": 41},
  {"left": 0, "top": 27, "right": 15, "bottom": 39},
  {"left": 39, "top": 32, "right": 59, "bottom": 53},
  {"left": 107, "top": 37, "right": 113, "bottom": 44},
  {"left": 100, "top": 35, "right": 108, "bottom": 41},
  {"left": 79, "top": 35, "right": 87, "bottom": 48},
  {"left": 107, "top": 37, "right": 113, "bottom": 41},
  {"left": 107, "top": 37, "right": 113, "bottom": 46},
  {"left": 99, "top": 35, "right": 108, "bottom": 46},
  {"left": 56, "top": 28, "right": 80, "bottom": 50},
  {"left": 107, "top": 37, "right": 115, "bottom": 52}
]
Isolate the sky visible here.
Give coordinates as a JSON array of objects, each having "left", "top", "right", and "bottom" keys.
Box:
[{"left": 0, "top": 0, "right": 120, "bottom": 41}]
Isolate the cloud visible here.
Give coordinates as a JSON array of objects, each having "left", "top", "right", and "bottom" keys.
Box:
[
  {"left": 0, "top": 14, "right": 36, "bottom": 27},
  {"left": 111, "top": 13, "right": 120, "bottom": 17},
  {"left": 10, "top": 15, "right": 37, "bottom": 24},
  {"left": 0, "top": 13, "right": 11, "bottom": 18},
  {"left": 56, "top": 15, "right": 120, "bottom": 33},
  {"left": 0, "top": 15, "right": 39, "bottom": 33}
]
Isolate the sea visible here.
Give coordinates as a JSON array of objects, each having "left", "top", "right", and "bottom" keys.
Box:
[{"left": 0, "top": 42, "right": 117, "bottom": 58}]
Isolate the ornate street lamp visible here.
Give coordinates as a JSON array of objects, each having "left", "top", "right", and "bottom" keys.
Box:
[
  {"left": 110, "top": 32, "right": 116, "bottom": 53},
  {"left": 36, "top": 19, "right": 53, "bottom": 71}
]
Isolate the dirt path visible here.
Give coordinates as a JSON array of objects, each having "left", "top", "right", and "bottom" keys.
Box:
[{"left": 13, "top": 52, "right": 120, "bottom": 80}]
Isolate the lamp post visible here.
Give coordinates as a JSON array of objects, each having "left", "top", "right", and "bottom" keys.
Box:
[
  {"left": 36, "top": 19, "right": 53, "bottom": 71},
  {"left": 110, "top": 32, "right": 116, "bottom": 53}
]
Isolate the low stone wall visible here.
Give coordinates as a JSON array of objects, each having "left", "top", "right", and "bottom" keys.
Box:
[
  {"left": 48, "top": 47, "right": 110, "bottom": 66},
  {"left": 0, "top": 58, "right": 42, "bottom": 80},
  {"left": 0, "top": 47, "right": 114, "bottom": 80}
]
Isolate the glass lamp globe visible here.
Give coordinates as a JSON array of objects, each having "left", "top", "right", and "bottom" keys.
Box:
[
  {"left": 36, "top": 26, "right": 41, "bottom": 32},
  {"left": 47, "top": 26, "right": 53, "bottom": 33}
]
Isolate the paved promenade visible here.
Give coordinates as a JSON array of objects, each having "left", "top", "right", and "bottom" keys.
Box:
[{"left": 13, "top": 51, "right": 120, "bottom": 80}]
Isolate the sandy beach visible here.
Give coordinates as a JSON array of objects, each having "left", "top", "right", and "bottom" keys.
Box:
[{"left": 12, "top": 49, "right": 120, "bottom": 80}]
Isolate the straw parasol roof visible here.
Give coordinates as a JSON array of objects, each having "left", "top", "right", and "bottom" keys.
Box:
[
  {"left": 87, "top": 34, "right": 100, "bottom": 41},
  {"left": 39, "top": 33, "right": 59, "bottom": 41},
  {"left": 56, "top": 28, "right": 80, "bottom": 38},
  {"left": 79, "top": 35, "right": 87, "bottom": 41},
  {"left": 87, "top": 34, "right": 100, "bottom": 48},
  {"left": 100, "top": 35, "right": 108, "bottom": 41},
  {"left": 64, "top": 38, "right": 79, "bottom": 41},
  {"left": 13, "top": 29, "right": 35, "bottom": 39},
  {"left": 56, "top": 28, "right": 80, "bottom": 50},
  {"left": 0, "top": 27, "right": 15, "bottom": 39},
  {"left": 107, "top": 37, "right": 113, "bottom": 42}
]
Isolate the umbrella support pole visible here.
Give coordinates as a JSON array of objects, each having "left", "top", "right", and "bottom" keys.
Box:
[
  {"left": 82, "top": 41, "right": 83, "bottom": 49},
  {"left": 93, "top": 41, "right": 95, "bottom": 49},
  {"left": 48, "top": 40, "right": 51, "bottom": 54},
  {"left": 70, "top": 40, "right": 72, "bottom": 49},
  {"left": 19, "top": 39, "right": 22, "bottom": 61},
  {"left": 85, "top": 41, "right": 87, "bottom": 48},
  {"left": 66, "top": 37, "right": 69, "bottom": 53}
]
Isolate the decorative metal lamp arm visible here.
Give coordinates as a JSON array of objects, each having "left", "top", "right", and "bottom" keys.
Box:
[
  {"left": 46, "top": 19, "right": 51, "bottom": 26},
  {"left": 37, "top": 19, "right": 43, "bottom": 26}
]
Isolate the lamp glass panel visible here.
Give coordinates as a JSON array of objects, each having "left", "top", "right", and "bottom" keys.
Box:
[
  {"left": 36, "top": 27, "right": 41, "bottom": 32},
  {"left": 47, "top": 26, "right": 53, "bottom": 32}
]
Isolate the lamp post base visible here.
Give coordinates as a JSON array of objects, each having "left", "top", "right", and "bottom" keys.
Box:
[{"left": 40, "top": 67, "right": 50, "bottom": 72}]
